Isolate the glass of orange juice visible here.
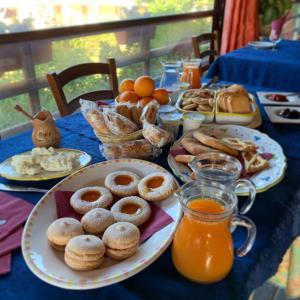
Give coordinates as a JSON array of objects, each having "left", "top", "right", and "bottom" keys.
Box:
[
  {"left": 172, "top": 180, "right": 256, "bottom": 283},
  {"left": 181, "top": 59, "right": 202, "bottom": 89}
]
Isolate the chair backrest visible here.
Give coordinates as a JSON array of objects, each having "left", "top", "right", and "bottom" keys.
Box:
[
  {"left": 192, "top": 31, "right": 219, "bottom": 73},
  {"left": 47, "top": 58, "right": 118, "bottom": 116}
]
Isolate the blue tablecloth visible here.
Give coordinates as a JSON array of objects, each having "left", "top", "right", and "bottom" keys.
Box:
[
  {"left": 206, "top": 40, "right": 300, "bottom": 92},
  {"left": 1, "top": 84, "right": 300, "bottom": 300}
]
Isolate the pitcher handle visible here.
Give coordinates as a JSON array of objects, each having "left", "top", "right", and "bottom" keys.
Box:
[
  {"left": 232, "top": 215, "right": 257, "bottom": 257},
  {"left": 235, "top": 179, "right": 256, "bottom": 215}
]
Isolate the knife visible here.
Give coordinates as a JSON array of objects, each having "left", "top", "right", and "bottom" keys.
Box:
[{"left": 0, "top": 183, "right": 48, "bottom": 193}]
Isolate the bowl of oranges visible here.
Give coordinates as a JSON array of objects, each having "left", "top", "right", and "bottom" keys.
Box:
[{"left": 116, "top": 76, "right": 170, "bottom": 107}]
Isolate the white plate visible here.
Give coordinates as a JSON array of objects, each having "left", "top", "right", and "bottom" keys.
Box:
[
  {"left": 257, "top": 92, "right": 300, "bottom": 106},
  {"left": 265, "top": 106, "right": 300, "bottom": 124},
  {"left": 248, "top": 41, "right": 276, "bottom": 49},
  {"left": 0, "top": 148, "right": 91, "bottom": 181},
  {"left": 168, "top": 125, "right": 287, "bottom": 194},
  {"left": 22, "top": 159, "right": 181, "bottom": 290}
]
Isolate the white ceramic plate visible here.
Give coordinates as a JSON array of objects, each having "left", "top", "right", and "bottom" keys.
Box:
[
  {"left": 257, "top": 92, "right": 300, "bottom": 106},
  {"left": 168, "top": 125, "right": 287, "bottom": 194},
  {"left": 265, "top": 106, "right": 300, "bottom": 124},
  {"left": 248, "top": 41, "right": 276, "bottom": 49},
  {"left": 22, "top": 159, "right": 181, "bottom": 290},
  {"left": 0, "top": 148, "right": 91, "bottom": 181}
]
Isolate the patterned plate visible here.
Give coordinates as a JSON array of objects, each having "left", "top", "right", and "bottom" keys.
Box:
[
  {"left": 22, "top": 159, "right": 181, "bottom": 290},
  {"left": 0, "top": 148, "right": 91, "bottom": 181},
  {"left": 168, "top": 125, "right": 287, "bottom": 194}
]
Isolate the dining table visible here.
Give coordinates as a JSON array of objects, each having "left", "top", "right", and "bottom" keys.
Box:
[
  {"left": 206, "top": 40, "right": 300, "bottom": 92},
  {"left": 1, "top": 82, "right": 300, "bottom": 300}
]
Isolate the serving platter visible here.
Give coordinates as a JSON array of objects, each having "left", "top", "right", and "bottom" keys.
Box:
[
  {"left": 264, "top": 106, "right": 300, "bottom": 124},
  {"left": 0, "top": 148, "right": 91, "bottom": 181},
  {"left": 248, "top": 41, "right": 277, "bottom": 49},
  {"left": 168, "top": 125, "right": 287, "bottom": 194},
  {"left": 257, "top": 92, "right": 300, "bottom": 106},
  {"left": 22, "top": 159, "right": 181, "bottom": 290}
]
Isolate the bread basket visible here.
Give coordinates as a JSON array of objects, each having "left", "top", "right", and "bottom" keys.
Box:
[{"left": 94, "top": 129, "right": 143, "bottom": 144}]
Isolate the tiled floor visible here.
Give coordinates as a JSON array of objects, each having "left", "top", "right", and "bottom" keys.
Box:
[{"left": 253, "top": 282, "right": 300, "bottom": 300}]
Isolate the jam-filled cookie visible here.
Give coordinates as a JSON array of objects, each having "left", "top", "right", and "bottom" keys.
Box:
[
  {"left": 111, "top": 196, "right": 151, "bottom": 226},
  {"left": 70, "top": 186, "right": 113, "bottom": 215},
  {"left": 138, "top": 172, "right": 175, "bottom": 201},
  {"left": 104, "top": 171, "right": 141, "bottom": 197}
]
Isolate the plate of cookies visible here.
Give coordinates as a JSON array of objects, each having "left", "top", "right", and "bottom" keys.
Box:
[
  {"left": 22, "top": 159, "right": 181, "bottom": 289},
  {"left": 168, "top": 125, "right": 287, "bottom": 194}
]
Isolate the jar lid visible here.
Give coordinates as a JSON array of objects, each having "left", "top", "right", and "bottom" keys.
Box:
[
  {"left": 182, "top": 112, "right": 205, "bottom": 121},
  {"left": 160, "top": 112, "right": 182, "bottom": 122},
  {"left": 158, "top": 105, "right": 176, "bottom": 114}
]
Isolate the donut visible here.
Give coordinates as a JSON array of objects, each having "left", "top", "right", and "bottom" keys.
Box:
[
  {"left": 111, "top": 196, "right": 151, "bottom": 226},
  {"left": 47, "top": 217, "right": 84, "bottom": 251},
  {"left": 70, "top": 186, "right": 113, "bottom": 215},
  {"left": 102, "top": 222, "right": 140, "bottom": 260},
  {"left": 104, "top": 171, "right": 141, "bottom": 197},
  {"left": 81, "top": 208, "right": 115, "bottom": 235},
  {"left": 138, "top": 172, "right": 175, "bottom": 202},
  {"left": 64, "top": 235, "right": 105, "bottom": 271}
]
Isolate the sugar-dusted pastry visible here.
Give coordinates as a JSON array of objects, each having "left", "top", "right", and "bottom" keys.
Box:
[
  {"left": 142, "top": 122, "right": 171, "bottom": 148},
  {"left": 111, "top": 196, "right": 151, "bottom": 226},
  {"left": 140, "top": 100, "right": 159, "bottom": 124},
  {"left": 130, "top": 105, "right": 143, "bottom": 126},
  {"left": 81, "top": 208, "right": 115, "bottom": 235},
  {"left": 86, "top": 109, "right": 111, "bottom": 135},
  {"left": 103, "top": 111, "right": 138, "bottom": 135},
  {"left": 115, "top": 104, "right": 131, "bottom": 120},
  {"left": 222, "top": 137, "right": 257, "bottom": 152},
  {"left": 104, "top": 171, "right": 141, "bottom": 197},
  {"left": 138, "top": 171, "right": 175, "bottom": 202},
  {"left": 175, "top": 154, "right": 195, "bottom": 164},
  {"left": 193, "top": 131, "right": 239, "bottom": 157},
  {"left": 102, "top": 222, "right": 140, "bottom": 260},
  {"left": 47, "top": 217, "right": 84, "bottom": 251},
  {"left": 180, "top": 137, "right": 212, "bottom": 155},
  {"left": 242, "top": 152, "right": 269, "bottom": 174},
  {"left": 70, "top": 186, "right": 113, "bottom": 215},
  {"left": 64, "top": 235, "right": 105, "bottom": 271}
]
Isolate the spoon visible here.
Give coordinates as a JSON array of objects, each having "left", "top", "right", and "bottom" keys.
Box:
[{"left": 14, "top": 105, "right": 34, "bottom": 121}]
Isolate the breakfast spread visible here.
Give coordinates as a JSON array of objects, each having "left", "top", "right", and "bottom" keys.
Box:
[
  {"left": 46, "top": 169, "right": 175, "bottom": 270},
  {"left": 277, "top": 108, "right": 300, "bottom": 119},
  {"left": 11, "top": 147, "right": 80, "bottom": 175}
]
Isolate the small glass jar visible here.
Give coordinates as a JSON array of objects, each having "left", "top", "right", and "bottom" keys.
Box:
[
  {"left": 182, "top": 112, "right": 205, "bottom": 133},
  {"left": 159, "top": 112, "right": 182, "bottom": 140}
]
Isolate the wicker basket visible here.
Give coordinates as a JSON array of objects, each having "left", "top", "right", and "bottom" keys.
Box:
[{"left": 94, "top": 129, "right": 143, "bottom": 144}]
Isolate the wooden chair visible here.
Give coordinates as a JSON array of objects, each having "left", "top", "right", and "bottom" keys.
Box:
[
  {"left": 192, "top": 31, "right": 219, "bottom": 72},
  {"left": 47, "top": 58, "right": 118, "bottom": 116}
]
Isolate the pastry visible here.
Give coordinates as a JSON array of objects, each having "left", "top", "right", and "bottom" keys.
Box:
[
  {"left": 242, "top": 152, "right": 269, "bottom": 174},
  {"left": 130, "top": 105, "right": 143, "bottom": 126},
  {"left": 64, "top": 235, "right": 105, "bottom": 271},
  {"left": 100, "top": 139, "right": 161, "bottom": 160},
  {"left": 140, "top": 100, "right": 159, "bottom": 124},
  {"left": 102, "top": 222, "right": 140, "bottom": 260},
  {"left": 86, "top": 109, "right": 111, "bottom": 135},
  {"left": 142, "top": 122, "right": 171, "bottom": 148},
  {"left": 138, "top": 171, "right": 175, "bottom": 202},
  {"left": 180, "top": 137, "right": 212, "bottom": 155},
  {"left": 222, "top": 137, "right": 257, "bottom": 152},
  {"left": 193, "top": 131, "right": 239, "bottom": 157},
  {"left": 183, "top": 103, "right": 197, "bottom": 110},
  {"left": 226, "top": 95, "right": 250, "bottom": 114},
  {"left": 103, "top": 111, "right": 138, "bottom": 135},
  {"left": 111, "top": 196, "right": 151, "bottom": 226},
  {"left": 70, "top": 186, "right": 113, "bottom": 215},
  {"left": 116, "top": 104, "right": 131, "bottom": 120},
  {"left": 81, "top": 208, "right": 115, "bottom": 235},
  {"left": 104, "top": 171, "right": 141, "bottom": 197},
  {"left": 175, "top": 154, "right": 195, "bottom": 164},
  {"left": 47, "top": 217, "right": 84, "bottom": 251}
]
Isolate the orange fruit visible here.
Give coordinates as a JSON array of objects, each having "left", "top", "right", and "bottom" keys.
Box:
[
  {"left": 119, "top": 79, "right": 135, "bottom": 93},
  {"left": 134, "top": 76, "right": 155, "bottom": 97},
  {"left": 139, "top": 97, "right": 153, "bottom": 107},
  {"left": 152, "top": 88, "right": 169, "bottom": 105},
  {"left": 118, "top": 91, "right": 139, "bottom": 103}
]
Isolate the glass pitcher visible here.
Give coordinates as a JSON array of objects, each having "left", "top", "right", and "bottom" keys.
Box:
[
  {"left": 181, "top": 59, "right": 202, "bottom": 89},
  {"left": 159, "top": 62, "right": 182, "bottom": 92},
  {"left": 188, "top": 152, "right": 256, "bottom": 215},
  {"left": 172, "top": 180, "right": 256, "bottom": 283}
]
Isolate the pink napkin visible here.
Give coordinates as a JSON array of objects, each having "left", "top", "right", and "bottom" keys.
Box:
[
  {"left": 0, "top": 192, "right": 33, "bottom": 240},
  {"left": 55, "top": 191, "right": 174, "bottom": 243},
  {"left": 0, "top": 227, "right": 23, "bottom": 257},
  {"left": 0, "top": 254, "right": 11, "bottom": 276}
]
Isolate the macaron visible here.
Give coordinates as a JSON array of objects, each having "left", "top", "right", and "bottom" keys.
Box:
[
  {"left": 102, "top": 222, "right": 140, "bottom": 260},
  {"left": 47, "top": 217, "right": 84, "bottom": 251},
  {"left": 81, "top": 208, "right": 115, "bottom": 235},
  {"left": 64, "top": 235, "right": 105, "bottom": 271}
]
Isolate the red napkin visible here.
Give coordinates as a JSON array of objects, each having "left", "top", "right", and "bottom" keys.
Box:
[
  {"left": 55, "top": 191, "right": 174, "bottom": 243},
  {"left": 0, "top": 192, "right": 33, "bottom": 241},
  {"left": 0, "top": 227, "right": 23, "bottom": 257},
  {"left": 0, "top": 253, "right": 11, "bottom": 276}
]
